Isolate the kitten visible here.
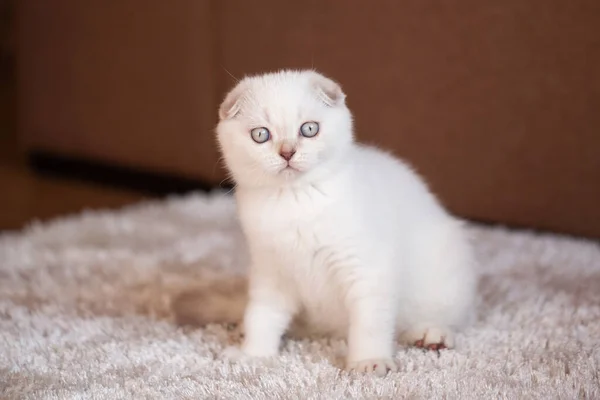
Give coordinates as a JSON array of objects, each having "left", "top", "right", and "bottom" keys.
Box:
[{"left": 175, "top": 70, "right": 477, "bottom": 376}]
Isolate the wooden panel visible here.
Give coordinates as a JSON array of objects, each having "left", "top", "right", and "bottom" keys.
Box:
[{"left": 17, "top": 0, "right": 218, "bottom": 179}]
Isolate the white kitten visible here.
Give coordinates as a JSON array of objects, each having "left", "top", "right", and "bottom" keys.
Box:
[{"left": 183, "top": 70, "right": 476, "bottom": 376}]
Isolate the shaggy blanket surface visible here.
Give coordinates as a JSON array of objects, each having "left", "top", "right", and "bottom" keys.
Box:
[{"left": 1, "top": 192, "right": 599, "bottom": 399}]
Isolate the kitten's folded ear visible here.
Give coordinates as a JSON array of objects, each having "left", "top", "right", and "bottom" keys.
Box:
[
  {"left": 309, "top": 72, "right": 346, "bottom": 107},
  {"left": 219, "top": 81, "right": 247, "bottom": 120}
]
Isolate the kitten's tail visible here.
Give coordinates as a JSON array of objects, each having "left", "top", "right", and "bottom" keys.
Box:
[{"left": 171, "top": 275, "right": 248, "bottom": 327}]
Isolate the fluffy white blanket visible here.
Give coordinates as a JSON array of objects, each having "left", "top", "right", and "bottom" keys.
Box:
[{"left": 1, "top": 193, "right": 598, "bottom": 399}]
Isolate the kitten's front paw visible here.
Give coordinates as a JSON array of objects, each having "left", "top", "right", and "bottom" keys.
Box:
[
  {"left": 241, "top": 341, "right": 279, "bottom": 358},
  {"left": 221, "top": 344, "right": 279, "bottom": 361},
  {"left": 346, "top": 359, "right": 397, "bottom": 377},
  {"left": 221, "top": 346, "right": 247, "bottom": 361}
]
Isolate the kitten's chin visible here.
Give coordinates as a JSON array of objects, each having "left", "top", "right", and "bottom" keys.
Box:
[{"left": 278, "top": 165, "right": 304, "bottom": 181}]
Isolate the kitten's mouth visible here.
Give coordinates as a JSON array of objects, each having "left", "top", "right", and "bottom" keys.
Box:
[{"left": 280, "top": 164, "right": 301, "bottom": 173}]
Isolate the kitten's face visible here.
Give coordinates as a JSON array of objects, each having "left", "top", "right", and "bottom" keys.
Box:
[{"left": 216, "top": 70, "right": 353, "bottom": 188}]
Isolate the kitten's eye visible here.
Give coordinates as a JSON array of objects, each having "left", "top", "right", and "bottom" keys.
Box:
[
  {"left": 300, "top": 121, "right": 319, "bottom": 138},
  {"left": 250, "top": 127, "right": 270, "bottom": 143}
]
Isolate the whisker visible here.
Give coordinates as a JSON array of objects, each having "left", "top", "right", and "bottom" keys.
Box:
[
  {"left": 212, "top": 155, "right": 227, "bottom": 178},
  {"left": 222, "top": 65, "right": 240, "bottom": 83},
  {"left": 225, "top": 183, "right": 238, "bottom": 195}
]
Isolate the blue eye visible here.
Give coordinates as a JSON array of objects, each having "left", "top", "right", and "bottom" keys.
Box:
[
  {"left": 250, "top": 127, "right": 270, "bottom": 143},
  {"left": 300, "top": 121, "right": 319, "bottom": 138}
]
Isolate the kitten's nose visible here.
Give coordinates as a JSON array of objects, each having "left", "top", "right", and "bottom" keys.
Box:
[{"left": 279, "top": 146, "right": 296, "bottom": 161}]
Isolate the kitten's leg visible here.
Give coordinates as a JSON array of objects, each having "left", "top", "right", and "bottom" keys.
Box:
[
  {"left": 240, "top": 278, "right": 296, "bottom": 357},
  {"left": 241, "top": 300, "right": 291, "bottom": 357},
  {"left": 399, "top": 221, "right": 476, "bottom": 352},
  {"left": 345, "top": 294, "right": 398, "bottom": 376}
]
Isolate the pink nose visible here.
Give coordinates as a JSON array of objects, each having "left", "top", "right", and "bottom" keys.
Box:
[{"left": 279, "top": 150, "right": 296, "bottom": 161}]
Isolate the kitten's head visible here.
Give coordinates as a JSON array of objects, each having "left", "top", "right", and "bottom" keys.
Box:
[{"left": 216, "top": 70, "right": 353, "bottom": 188}]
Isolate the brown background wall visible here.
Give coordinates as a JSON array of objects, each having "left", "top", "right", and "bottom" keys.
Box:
[
  {"left": 16, "top": 1, "right": 600, "bottom": 238},
  {"left": 17, "top": 2, "right": 218, "bottom": 177}
]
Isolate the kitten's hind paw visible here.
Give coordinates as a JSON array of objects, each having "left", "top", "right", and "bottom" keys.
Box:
[
  {"left": 346, "top": 358, "right": 398, "bottom": 377},
  {"left": 401, "top": 326, "right": 455, "bottom": 351}
]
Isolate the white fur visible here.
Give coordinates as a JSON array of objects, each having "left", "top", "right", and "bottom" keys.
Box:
[{"left": 216, "top": 70, "right": 477, "bottom": 375}]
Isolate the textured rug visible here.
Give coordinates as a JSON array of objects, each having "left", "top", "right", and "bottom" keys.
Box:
[{"left": 1, "top": 192, "right": 599, "bottom": 399}]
